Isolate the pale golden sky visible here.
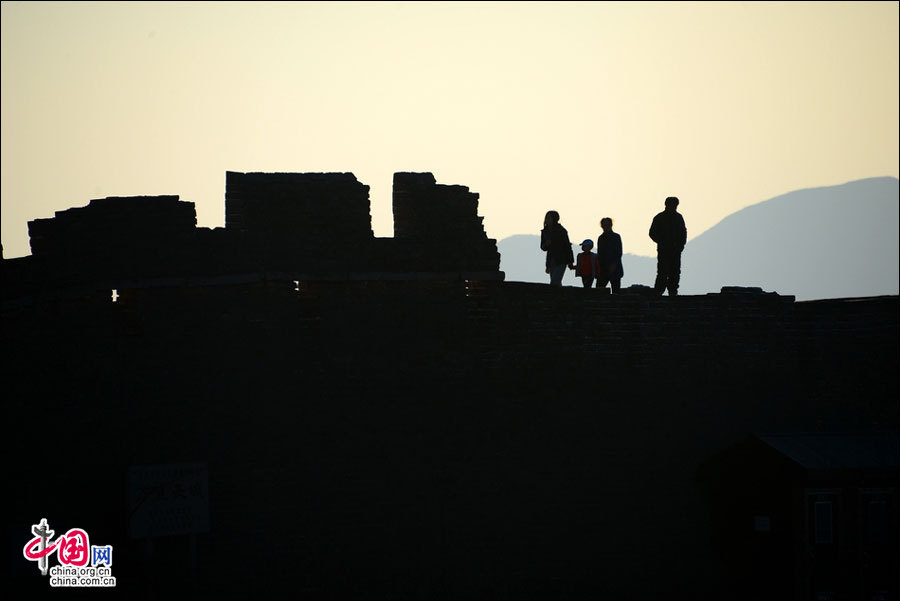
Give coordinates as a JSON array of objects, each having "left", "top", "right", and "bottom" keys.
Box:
[{"left": 2, "top": 1, "right": 898, "bottom": 259}]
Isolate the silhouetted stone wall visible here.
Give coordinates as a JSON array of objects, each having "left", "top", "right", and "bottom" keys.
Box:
[
  {"left": 5, "top": 172, "right": 502, "bottom": 296},
  {"left": 225, "top": 171, "right": 373, "bottom": 272},
  {"left": 393, "top": 172, "right": 500, "bottom": 272},
  {"left": 25, "top": 195, "right": 197, "bottom": 283},
  {"left": 3, "top": 172, "right": 897, "bottom": 600},
  {"left": 4, "top": 275, "right": 897, "bottom": 600}
]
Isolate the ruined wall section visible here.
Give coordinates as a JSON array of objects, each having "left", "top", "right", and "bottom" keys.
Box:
[
  {"left": 4, "top": 171, "right": 502, "bottom": 297},
  {"left": 392, "top": 172, "right": 501, "bottom": 273},
  {"left": 24, "top": 195, "right": 198, "bottom": 284},
  {"left": 224, "top": 171, "right": 373, "bottom": 272}
]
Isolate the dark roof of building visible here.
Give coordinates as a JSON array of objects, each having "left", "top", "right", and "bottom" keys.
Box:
[{"left": 755, "top": 431, "right": 899, "bottom": 470}]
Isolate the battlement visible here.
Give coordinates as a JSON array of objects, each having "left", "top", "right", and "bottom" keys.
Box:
[{"left": 4, "top": 171, "right": 502, "bottom": 295}]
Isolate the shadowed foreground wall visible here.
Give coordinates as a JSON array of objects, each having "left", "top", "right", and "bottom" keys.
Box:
[
  {"left": 4, "top": 276, "right": 897, "bottom": 600},
  {"left": 3, "top": 172, "right": 897, "bottom": 599}
]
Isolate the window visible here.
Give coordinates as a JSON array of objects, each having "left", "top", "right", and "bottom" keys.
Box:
[
  {"left": 814, "top": 501, "right": 833, "bottom": 544},
  {"left": 866, "top": 500, "right": 888, "bottom": 545}
]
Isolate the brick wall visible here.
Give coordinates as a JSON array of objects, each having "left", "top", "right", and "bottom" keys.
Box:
[
  {"left": 225, "top": 171, "right": 373, "bottom": 272},
  {"left": 3, "top": 172, "right": 896, "bottom": 599},
  {"left": 25, "top": 195, "right": 197, "bottom": 282},
  {"left": 9, "top": 172, "right": 501, "bottom": 291},
  {"left": 393, "top": 172, "right": 500, "bottom": 272},
  {"left": 3, "top": 276, "right": 897, "bottom": 599}
]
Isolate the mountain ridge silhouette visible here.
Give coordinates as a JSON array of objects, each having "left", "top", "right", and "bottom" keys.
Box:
[{"left": 498, "top": 177, "right": 899, "bottom": 301}]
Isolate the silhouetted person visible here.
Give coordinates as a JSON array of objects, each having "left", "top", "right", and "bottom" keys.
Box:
[
  {"left": 541, "top": 210, "right": 575, "bottom": 286},
  {"left": 649, "top": 196, "right": 687, "bottom": 296},
  {"left": 574, "top": 239, "right": 597, "bottom": 288},
  {"left": 596, "top": 217, "right": 624, "bottom": 293}
]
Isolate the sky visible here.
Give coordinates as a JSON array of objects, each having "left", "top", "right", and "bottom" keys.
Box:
[{"left": 2, "top": 1, "right": 898, "bottom": 259}]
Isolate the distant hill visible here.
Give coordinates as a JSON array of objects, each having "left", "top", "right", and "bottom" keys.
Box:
[{"left": 498, "top": 177, "right": 899, "bottom": 301}]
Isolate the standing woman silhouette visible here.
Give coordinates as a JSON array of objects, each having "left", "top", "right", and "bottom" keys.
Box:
[{"left": 540, "top": 210, "right": 575, "bottom": 286}]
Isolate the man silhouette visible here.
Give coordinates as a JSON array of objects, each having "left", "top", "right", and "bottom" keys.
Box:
[{"left": 649, "top": 196, "right": 687, "bottom": 296}]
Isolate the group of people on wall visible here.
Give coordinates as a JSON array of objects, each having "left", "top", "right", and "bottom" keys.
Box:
[{"left": 540, "top": 196, "right": 687, "bottom": 296}]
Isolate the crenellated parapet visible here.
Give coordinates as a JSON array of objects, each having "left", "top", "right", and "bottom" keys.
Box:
[{"left": 4, "top": 171, "right": 503, "bottom": 295}]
